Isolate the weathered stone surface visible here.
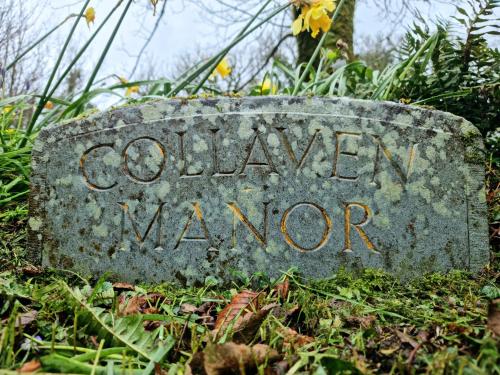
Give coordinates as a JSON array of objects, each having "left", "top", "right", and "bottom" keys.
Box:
[{"left": 28, "top": 97, "right": 489, "bottom": 284}]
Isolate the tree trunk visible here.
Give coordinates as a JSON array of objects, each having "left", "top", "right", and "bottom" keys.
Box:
[{"left": 296, "top": 0, "right": 356, "bottom": 64}]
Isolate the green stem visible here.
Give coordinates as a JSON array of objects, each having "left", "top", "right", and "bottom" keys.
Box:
[
  {"left": 21, "top": 0, "right": 91, "bottom": 148},
  {"left": 191, "top": 0, "right": 273, "bottom": 95},
  {"left": 75, "top": 0, "right": 133, "bottom": 116},
  {"left": 45, "top": 1, "right": 123, "bottom": 107},
  {"left": 169, "top": 2, "right": 289, "bottom": 97},
  {"left": 292, "top": 0, "right": 348, "bottom": 95},
  {"left": 6, "top": 14, "right": 79, "bottom": 71}
]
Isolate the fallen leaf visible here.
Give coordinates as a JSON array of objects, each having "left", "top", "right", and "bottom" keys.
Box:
[
  {"left": 118, "top": 293, "right": 168, "bottom": 316},
  {"left": 277, "top": 326, "right": 314, "bottom": 349},
  {"left": 19, "top": 359, "right": 41, "bottom": 372},
  {"left": 345, "top": 315, "right": 376, "bottom": 329},
  {"left": 21, "top": 265, "right": 43, "bottom": 276},
  {"left": 113, "top": 282, "right": 135, "bottom": 291},
  {"left": 214, "top": 290, "right": 261, "bottom": 332},
  {"left": 17, "top": 310, "right": 38, "bottom": 327},
  {"left": 487, "top": 298, "right": 500, "bottom": 337},
  {"left": 154, "top": 362, "right": 166, "bottom": 375},
  {"left": 274, "top": 277, "right": 289, "bottom": 300},
  {"left": 272, "top": 360, "right": 290, "bottom": 375},
  {"left": 90, "top": 336, "right": 99, "bottom": 348},
  {"left": 119, "top": 295, "right": 142, "bottom": 316},
  {"left": 191, "top": 342, "right": 280, "bottom": 375},
  {"left": 230, "top": 303, "right": 278, "bottom": 344},
  {"left": 2, "top": 310, "right": 38, "bottom": 328},
  {"left": 395, "top": 329, "right": 418, "bottom": 349},
  {"left": 180, "top": 303, "right": 198, "bottom": 314}
]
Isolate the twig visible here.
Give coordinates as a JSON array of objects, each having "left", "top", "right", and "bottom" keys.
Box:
[
  {"left": 236, "top": 32, "right": 293, "bottom": 91},
  {"left": 129, "top": 0, "right": 168, "bottom": 79}
]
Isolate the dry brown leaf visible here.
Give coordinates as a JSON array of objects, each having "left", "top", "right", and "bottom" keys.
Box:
[
  {"left": 113, "top": 282, "right": 135, "bottom": 291},
  {"left": 180, "top": 303, "right": 198, "bottom": 314},
  {"left": 214, "top": 290, "right": 261, "bottom": 332},
  {"left": 16, "top": 310, "right": 38, "bottom": 327},
  {"left": 21, "top": 265, "right": 43, "bottom": 276},
  {"left": 2, "top": 310, "right": 38, "bottom": 328},
  {"left": 274, "top": 277, "right": 290, "bottom": 300},
  {"left": 192, "top": 342, "right": 280, "bottom": 375},
  {"left": 230, "top": 303, "right": 278, "bottom": 344},
  {"left": 345, "top": 315, "right": 376, "bottom": 329},
  {"left": 395, "top": 329, "right": 418, "bottom": 349},
  {"left": 19, "top": 359, "right": 41, "bottom": 373},
  {"left": 119, "top": 295, "right": 143, "bottom": 316},
  {"left": 154, "top": 362, "right": 167, "bottom": 375},
  {"left": 487, "top": 298, "right": 500, "bottom": 337},
  {"left": 278, "top": 326, "right": 314, "bottom": 349},
  {"left": 118, "top": 293, "right": 168, "bottom": 316}
]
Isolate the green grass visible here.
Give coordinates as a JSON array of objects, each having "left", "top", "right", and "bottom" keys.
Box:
[{"left": 0, "top": 241, "right": 498, "bottom": 374}]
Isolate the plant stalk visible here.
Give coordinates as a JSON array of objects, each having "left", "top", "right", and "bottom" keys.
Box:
[
  {"left": 75, "top": 0, "right": 133, "bottom": 116},
  {"left": 191, "top": 0, "right": 273, "bottom": 95},
  {"left": 292, "top": 0, "right": 348, "bottom": 95},
  {"left": 21, "top": 0, "right": 91, "bottom": 148},
  {"left": 169, "top": 2, "right": 290, "bottom": 97}
]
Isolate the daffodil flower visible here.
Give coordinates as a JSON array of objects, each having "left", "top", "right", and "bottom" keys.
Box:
[
  {"left": 118, "top": 76, "right": 140, "bottom": 97},
  {"left": 211, "top": 58, "right": 232, "bottom": 79},
  {"left": 292, "top": 0, "right": 335, "bottom": 38},
  {"left": 84, "top": 7, "right": 96, "bottom": 27},
  {"left": 2, "top": 105, "right": 13, "bottom": 114},
  {"left": 261, "top": 78, "right": 278, "bottom": 95}
]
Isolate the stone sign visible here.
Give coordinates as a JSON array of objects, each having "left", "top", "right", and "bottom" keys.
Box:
[{"left": 28, "top": 97, "right": 489, "bottom": 284}]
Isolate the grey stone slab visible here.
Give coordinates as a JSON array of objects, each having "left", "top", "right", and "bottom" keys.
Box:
[{"left": 28, "top": 97, "right": 489, "bottom": 284}]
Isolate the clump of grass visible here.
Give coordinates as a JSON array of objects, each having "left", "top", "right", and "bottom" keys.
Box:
[{"left": 0, "top": 267, "right": 498, "bottom": 374}]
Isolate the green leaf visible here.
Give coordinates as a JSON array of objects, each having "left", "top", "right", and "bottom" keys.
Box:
[
  {"left": 62, "top": 282, "right": 175, "bottom": 362},
  {"left": 41, "top": 353, "right": 143, "bottom": 375}
]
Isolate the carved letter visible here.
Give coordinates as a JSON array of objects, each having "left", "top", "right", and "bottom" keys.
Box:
[
  {"left": 174, "top": 202, "right": 211, "bottom": 249},
  {"left": 210, "top": 129, "right": 237, "bottom": 176},
  {"left": 119, "top": 202, "right": 165, "bottom": 248},
  {"left": 280, "top": 202, "right": 332, "bottom": 252},
  {"left": 371, "top": 135, "right": 417, "bottom": 185},
  {"left": 123, "top": 137, "right": 166, "bottom": 183},
  {"left": 227, "top": 202, "right": 269, "bottom": 247},
  {"left": 177, "top": 131, "right": 204, "bottom": 178},
  {"left": 343, "top": 202, "right": 378, "bottom": 254},
  {"left": 80, "top": 143, "right": 118, "bottom": 191},
  {"left": 275, "top": 127, "right": 319, "bottom": 169},
  {"left": 240, "top": 129, "right": 278, "bottom": 175},
  {"left": 331, "top": 132, "right": 361, "bottom": 181}
]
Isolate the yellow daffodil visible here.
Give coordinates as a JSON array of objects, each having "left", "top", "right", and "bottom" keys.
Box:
[
  {"left": 292, "top": 0, "right": 335, "bottom": 38},
  {"left": 84, "top": 7, "right": 95, "bottom": 27},
  {"left": 261, "top": 78, "right": 278, "bottom": 94},
  {"left": 126, "top": 86, "right": 140, "bottom": 96},
  {"left": 212, "top": 58, "right": 232, "bottom": 79},
  {"left": 2, "top": 105, "right": 13, "bottom": 114},
  {"left": 44, "top": 101, "right": 54, "bottom": 110},
  {"left": 118, "top": 76, "right": 139, "bottom": 97}
]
